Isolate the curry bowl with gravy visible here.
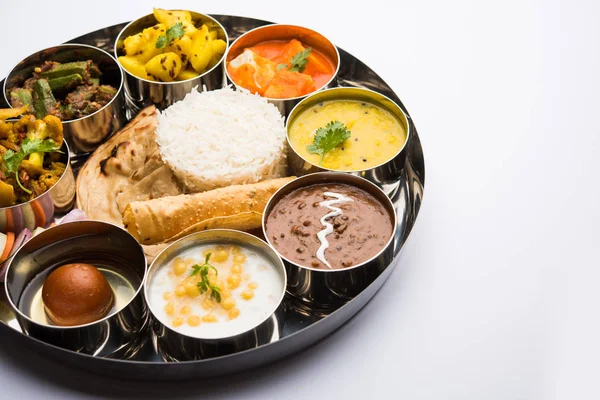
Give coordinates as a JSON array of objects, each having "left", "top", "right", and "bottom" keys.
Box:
[
  {"left": 263, "top": 172, "right": 396, "bottom": 308},
  {"left": 286, "top": 87, "right": 410, "bottom": 196},
  {"left": 225, "top": 24, "right": 340, "bottom": 116}
]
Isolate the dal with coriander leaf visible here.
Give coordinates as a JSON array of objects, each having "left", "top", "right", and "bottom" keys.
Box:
[
  {"left": 288, "top": 100, "right": 407, "bottom": 170},
  {"left": 305, "top": 120, "right": 351, "bottom": 165}
]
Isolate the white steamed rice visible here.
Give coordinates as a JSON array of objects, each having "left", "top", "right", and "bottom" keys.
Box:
[{"left": 156, "top": 87, "right": 287, "bottom": 192}]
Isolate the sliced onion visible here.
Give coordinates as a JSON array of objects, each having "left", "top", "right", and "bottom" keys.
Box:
[
  {"left": 0, "top": 228, "right": 31, "bottom": 281},
  {"left": 0, "top": 261, "right": 7, "bottom": 282},
  {"left": 32, "top": 227, "right": 46, "bottom": 237},
  {"left": 59, "top": 209, "right": 87, "bottom": 224},
  {"left": 38, "top": 195, "right": 55, "bottom": 227},
  {"left": 8, "top": 228, "right": 32, "bottom": 258},
  {"left": 0, "top": 233, "right": 7, "bottom": 260},
  {"left": 10, "top": 207, "right": 24, "bottom": 234},
  {"left": 0, "top": 209, "right": 87, "bottom": 282}
]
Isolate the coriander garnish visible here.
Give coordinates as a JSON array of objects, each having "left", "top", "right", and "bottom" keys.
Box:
[
  {"left": 277, "top": 47, "right": 312, "bottom": 73},
  {"left": 2, "top": 138, "right": 62, "bottom": 194},
  {"left": 190, "top": 253, "right": 222, "bottom": 303},
  {"left": 156, "top": 22, "right": 185, "bottom": 49},
  {"left": 306, "top": 120, "right": 351, "bottom": 165}
]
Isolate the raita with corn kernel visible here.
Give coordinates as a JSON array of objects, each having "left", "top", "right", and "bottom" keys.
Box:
[{"left": 148, "top": 243, "right": 284, "bottom": 339}]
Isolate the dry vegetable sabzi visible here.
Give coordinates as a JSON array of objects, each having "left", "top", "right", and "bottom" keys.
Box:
[
  {"left": 0, "top": 106, "right": 65, "bottom": 207},
  {"left": 118, "top": 8, "right": 227, "bottom": 82},
  {"left": 8, "top": 59, "right": 117, "bottom": 121}
]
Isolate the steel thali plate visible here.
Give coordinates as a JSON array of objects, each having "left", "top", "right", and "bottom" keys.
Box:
[{"left": 0, "top": 14, "right": 425, "bottom": 380}]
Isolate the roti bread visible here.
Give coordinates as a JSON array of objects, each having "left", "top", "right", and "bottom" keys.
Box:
[{"left": 76, "top": 106, "right": 184, "bottom": 259}]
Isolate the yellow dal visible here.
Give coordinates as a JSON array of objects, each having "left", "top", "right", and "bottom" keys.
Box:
[{"left": 288, "top": 100, "right": 407, "bottom": 170}]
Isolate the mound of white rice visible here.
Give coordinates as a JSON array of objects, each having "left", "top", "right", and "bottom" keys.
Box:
[{"left": 156, "top": 87, "right": 287, "bottom": 192}]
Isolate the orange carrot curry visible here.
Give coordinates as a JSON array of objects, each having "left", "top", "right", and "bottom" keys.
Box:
[{"left": 227, "top": 39, "right": 336, "bottom": 99}]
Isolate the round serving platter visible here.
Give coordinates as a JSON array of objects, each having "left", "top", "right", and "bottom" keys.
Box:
[{"left": 0, "top": 14, "right": 425, "bottom": 380}]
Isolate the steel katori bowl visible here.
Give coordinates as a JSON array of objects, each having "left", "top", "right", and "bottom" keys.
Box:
[
  {"left": 114, "top": 11, "right": 229, "bottom": 112},
  {"left": 286, "top": 87, "right": 411, "bottom": 197},
  {"left": 145, "top": 229, "right": 286, "bottom": 361},
  {"left": 0, "top": 140, "right": 74, "bottom": 235},
  {"left": 262, "top": 172, "right": 397, "bottom": 309},
  {"left": 225, "top": 24, "right": 340, "bottom": 117},
  {"left": 3, "top": 220, "right": 149, "bottom": 358},
  {"left": 3, "top": 44, "right": 126, "bottom": 157}
]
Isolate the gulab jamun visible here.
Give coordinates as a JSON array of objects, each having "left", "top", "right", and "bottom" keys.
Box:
[{"left": 42, "top": 263, "right": 114, "bottom": 326}]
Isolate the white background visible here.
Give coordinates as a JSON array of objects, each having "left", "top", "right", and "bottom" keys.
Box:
[{"left": 0, "top": 0, "right": 598, "bottom": 398}]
